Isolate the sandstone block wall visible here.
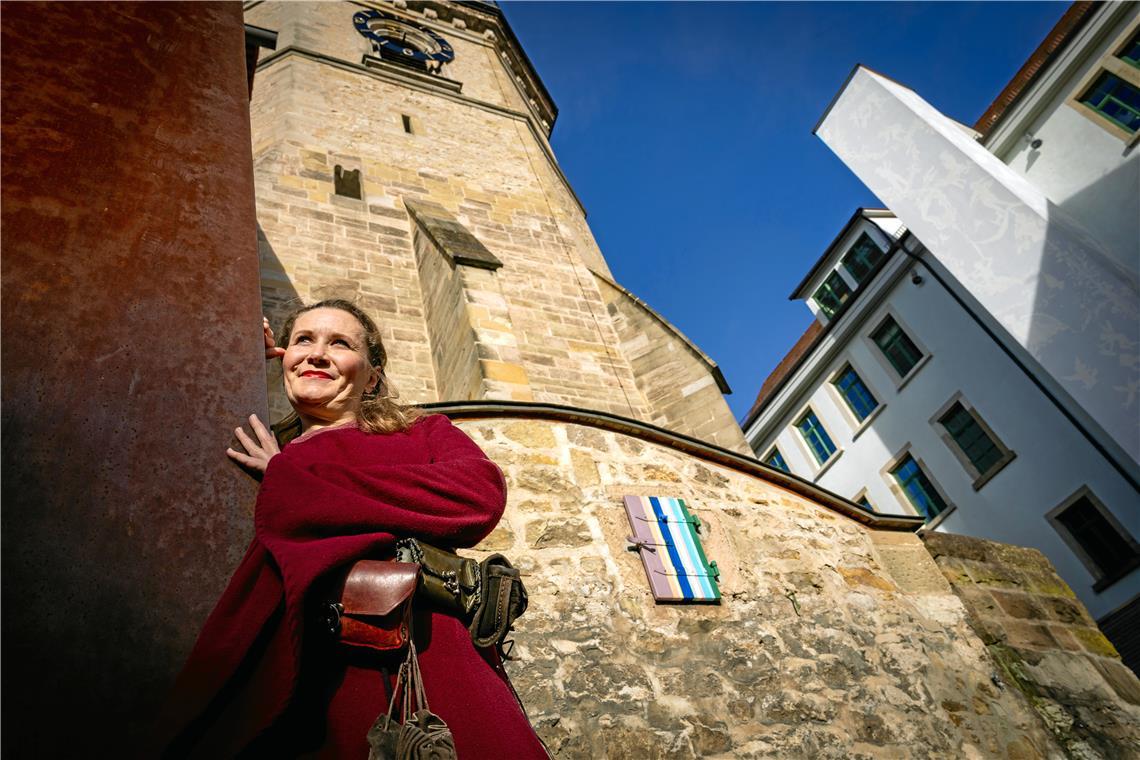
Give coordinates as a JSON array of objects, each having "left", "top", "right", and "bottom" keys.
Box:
[
  {"left": 924, "top": 532, "right": 1140, "bottom": 758},
  {"left": 246, "top": 2, "right": 748, "bottom": 447},
  {"left": 455, "top": 416, "right": 1076, "bottom": 758},
  {"left": 596, "top": 274, "right": 751, "bottom": 455}
]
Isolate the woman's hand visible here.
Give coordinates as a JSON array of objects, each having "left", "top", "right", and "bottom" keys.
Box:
[
  {"left": 264, "top": 316, "right": 286, "bottom": 360},
  {"left": 226, "top": 414, "right": 280, "bottom": 478}
]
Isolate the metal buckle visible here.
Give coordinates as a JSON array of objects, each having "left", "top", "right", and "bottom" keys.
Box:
[{"left": 322, "top": 602, "right": 344, "bottom": 636}]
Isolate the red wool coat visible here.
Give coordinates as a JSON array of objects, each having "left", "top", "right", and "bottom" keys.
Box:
[{"left": 160, "top": 414, "right": 547, "bottom": 758}]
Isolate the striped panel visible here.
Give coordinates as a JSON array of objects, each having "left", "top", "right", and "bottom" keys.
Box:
[{"left": 623, "top": 495, "right": 721, "bottom": 603}]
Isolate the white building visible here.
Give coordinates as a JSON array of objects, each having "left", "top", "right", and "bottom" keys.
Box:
[{"left": 743, "top": 3, "right": 1139, "bottom": 659}]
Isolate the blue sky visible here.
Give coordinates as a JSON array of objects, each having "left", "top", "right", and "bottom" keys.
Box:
[{"left": 499, "top": 1, "right": 1066, "bottom": 420}]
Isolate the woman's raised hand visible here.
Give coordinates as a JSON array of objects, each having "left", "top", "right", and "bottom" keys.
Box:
[
  {"left": 226, "top": 414, "right": 281, "bottom": 477},
  {"left": 264, "top": 316, "right": 286, "bottom": 360}
]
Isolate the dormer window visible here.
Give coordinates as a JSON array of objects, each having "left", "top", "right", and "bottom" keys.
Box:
[
  {"left": 840, "top": 233, "right": 885, "bottom": 286},
  {"left": 813, "top": 271, "right": 851, "bottom": 319}
]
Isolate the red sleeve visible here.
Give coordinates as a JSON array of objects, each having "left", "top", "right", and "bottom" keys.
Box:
[{"left": 254, "top": 415, "right": 506, "bottom": 550}]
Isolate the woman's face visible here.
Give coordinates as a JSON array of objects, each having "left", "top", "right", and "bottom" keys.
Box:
[{"left": 283, "top": 308, "right": 380, "bottom": 425}]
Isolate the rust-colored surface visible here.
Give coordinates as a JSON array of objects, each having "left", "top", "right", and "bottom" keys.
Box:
[{"left": 1, "top": 3, "right": 265, "bottom": 754}]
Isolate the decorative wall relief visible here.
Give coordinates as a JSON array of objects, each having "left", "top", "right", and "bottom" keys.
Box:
[
  {"left": 623, "top": 495, "right": 721, "bottom": 602},
  {"left": 817, "top": 67, "right": 1140, "bottom": 463}
]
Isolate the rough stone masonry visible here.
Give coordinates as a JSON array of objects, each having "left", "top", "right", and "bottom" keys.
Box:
[
  {"left": 458, "top": 416, "right": 1140, "bottom": 758},
  {"left": 243, "top": 2, "right": 1140, "bottom": 756}
]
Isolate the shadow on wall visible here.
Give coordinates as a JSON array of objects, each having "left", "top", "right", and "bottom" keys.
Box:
[
  {"left": 1055, "top": 149, "right": 1140, "bottom": 280},
  {"left": 257, "top": 222, "right": 303, "bottom": 424},
  {"left": 1030, "top": 160, "right": 1140, "bottom": 462}
]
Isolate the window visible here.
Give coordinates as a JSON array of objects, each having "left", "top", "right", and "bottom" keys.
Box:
[
  {"left": 1066, "top": 21, "right": 1140, "bottom": 141},
  {"left": 401, "top": 114, "right": 414, "bottom": 134},
  {"left": 890, "top": 454, "right": 948, "bottom": 521},
  {"left": 1049, "top": 489, "right": 1140, "bottom": 590},
  {"left": 334, "top": 165, "right": 362, "bottom": 199},
  {"left": 1079, "top": 72, "right": 1140, "bottom": 134},
  {"left": 856, "top": 495, "right": 874, "bottom": 512},
  {"left": 764, "top": 447, "right": 790, "bottom": 473},
  {"left": 932, "top": 394, "right": 1016, "bottom": 489},
  {"left": 872, "top": 316, "right": 924, "bottom": 378},
  {"left": 813, "top": 271, "right": 852, "bottom": 319},
  {"left": 833, "top": 365, "right": 879, "bottom": 422},
  {"left": 840, "top": 233, "right": 885, "bottom": 286},
  {"left": 1122, "top": 29, "right": 1140, "bottom": 68},
  {"left": 939, "top": 403, "right": 1001, "bottom": 471},
  {"left": 796, "top": 410, "right": 836, "bottom": 465}
]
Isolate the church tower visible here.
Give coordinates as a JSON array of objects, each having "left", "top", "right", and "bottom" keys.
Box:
[{"left": 245, "top": 0, "right": 749, "bottom": 453}]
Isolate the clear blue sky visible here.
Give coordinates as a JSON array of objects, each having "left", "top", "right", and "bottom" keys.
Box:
[{"left": 500, "top": 1, "right": 1066, "bottom": 420}]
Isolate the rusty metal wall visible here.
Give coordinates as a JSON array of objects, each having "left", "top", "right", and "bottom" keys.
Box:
[{"left": 1, "top": 3, "right": 265, "bottom": 753}]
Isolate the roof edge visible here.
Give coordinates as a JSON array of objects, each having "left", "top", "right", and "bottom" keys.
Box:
[
  {"left": 591, "top": 269, "right": 732, "bottom": 394},
  {"left": 973, "top": 1, "right": 1098, "bottom": 138}
]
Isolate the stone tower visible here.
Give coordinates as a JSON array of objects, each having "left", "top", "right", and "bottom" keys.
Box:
[
  {"left": 241, "top": 3, "right": 1140, "bottom": 757},
  {"left": 245, "top": 0, "right": 749, "bottom": 453}
]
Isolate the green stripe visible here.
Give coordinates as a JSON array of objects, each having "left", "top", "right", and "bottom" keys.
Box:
[{"left": 676, "top": 498, "right": 720, "bottom": 599}]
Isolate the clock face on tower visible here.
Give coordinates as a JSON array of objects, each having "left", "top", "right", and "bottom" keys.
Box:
[{"left": 352, "top": 9, "right": 455, "bottom": 68}]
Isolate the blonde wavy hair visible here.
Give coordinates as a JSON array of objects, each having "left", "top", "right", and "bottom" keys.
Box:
[{"left": 280, "top": 298, "right": 422, "bottom": 435}]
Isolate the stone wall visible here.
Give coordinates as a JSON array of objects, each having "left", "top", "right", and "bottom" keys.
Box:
[
  {"left": 924, "top": 532, "right": 1140, "bottom": 758},
  {"left": 454, "top": 414, "right": 1086, "bottom": 758},
  {"left": 595, "top": 274, "right": 751, "bottom": 455},
  {"left": 246, "top": 2, "right": 747, "bottom": 444}
]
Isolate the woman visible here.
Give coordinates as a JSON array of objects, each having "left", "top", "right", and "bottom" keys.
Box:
[{"left": 161, "top": 299, "right": 547, "bottom": 758}]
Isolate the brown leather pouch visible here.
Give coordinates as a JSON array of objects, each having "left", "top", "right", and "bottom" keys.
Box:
[{"left": 324, "top": 560, "right": 420, "bottom": 652}]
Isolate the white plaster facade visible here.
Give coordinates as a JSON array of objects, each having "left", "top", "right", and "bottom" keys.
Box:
[
  {"left": 746, "top": 4, "right": 1140, "bottom": 622},
  {"left": 745, "top": 215, "right": 1138, "bottom": 620}
]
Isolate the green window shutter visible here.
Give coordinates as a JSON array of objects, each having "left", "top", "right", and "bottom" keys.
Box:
[
  {"left": 939, "top": 403, "right": 1002, "bottom": 475},
  {"left": 1056, "top": 497, "right": 1138, "bottom": 580},
  {"left": 872, "top": 317, "right": 924, "bottom": 377}
]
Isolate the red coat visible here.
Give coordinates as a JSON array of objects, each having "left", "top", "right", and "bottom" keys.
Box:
[{"left": 160, "top": 414, "right": 547, "bottom": 758}]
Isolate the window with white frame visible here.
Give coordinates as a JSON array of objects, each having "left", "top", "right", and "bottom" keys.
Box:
[{"left": 812, "top": 271, "right": 852, "bottom": 319}]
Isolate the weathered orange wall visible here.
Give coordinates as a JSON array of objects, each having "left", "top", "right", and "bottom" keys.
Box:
[{"left": 1, "top": 3, "right": 264, "bottom": 753}]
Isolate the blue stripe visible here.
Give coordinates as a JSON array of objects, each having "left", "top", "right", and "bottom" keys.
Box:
[
  {"left": 649, "top": 496, "right": 693, "bottom": 599},
  {"left": 666, "top": 498, "right": 714, "bottom": 599}
]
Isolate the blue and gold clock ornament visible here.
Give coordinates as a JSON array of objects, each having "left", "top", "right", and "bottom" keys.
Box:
[{"left": 353, "top": 9, "right": 455, "bottom": 70}]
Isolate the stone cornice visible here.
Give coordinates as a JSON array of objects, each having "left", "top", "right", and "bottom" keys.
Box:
[{"left": 426, "top": 401, "right": 925, "bottom": 532}]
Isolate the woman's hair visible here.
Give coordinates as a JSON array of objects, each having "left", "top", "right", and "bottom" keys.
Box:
[{"left": 280, "top": 298, "right": 422, "bottom": 434}]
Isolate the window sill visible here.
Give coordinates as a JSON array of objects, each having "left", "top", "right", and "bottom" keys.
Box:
[
  {"left": 1092, "top": 555, "right": 1140, "bottom": 593},
  {"left": 971, "top": 450, "right": 1017, "bottom": 491},
  {"left": 916, "top": 503, "right": 957, "bottom": 533},
  {"left": 851, "top": 404, "right": 887, "bottom": 442},
  {"left": 894, "top": 353, "right": 932, "bottom": 392},
  {"left": 812, "top": 448, "right": 844, "bottom": 482}
]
